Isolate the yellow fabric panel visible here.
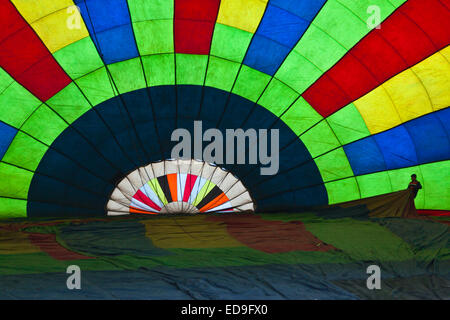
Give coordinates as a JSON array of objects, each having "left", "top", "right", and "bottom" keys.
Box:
[
  {"left": 217, "top": 0, "right": 268, "bottom": 33},
  {"left": 355, "top": 47, "right": 450, "bottom": 134},
  {"left": 354, "top": 85, "right": 402, "bottom": 134},
  {"left": 12, "top": 0, "right": 73, "bottom": 22},
  {"left": 140, "top": 216, "right": 242, "bottom": 249},
  {"left": 410, "top": 46, "right": 450, "bottom": 111},
  {"left": 383, "top": 69, "right": 433, "bottom": 123},
  {"left": 0, "top": 229, "right": 41, "bottom": 254},
  {"left": 13, "top": 0, "right": 89, "bottom": 53}
]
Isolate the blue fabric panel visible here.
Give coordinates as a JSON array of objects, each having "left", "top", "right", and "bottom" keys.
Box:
[
  {"left": 75, "top": 0, "right": 139, "bottom": 64},
  {"left": 243, "top": 35, "right": 291, "bottom": 75},
  {"left": 271, "top": 0, "right": 326, "bottom": 21},
  {"left": 374, "top": 126, "right": 418, "bottom": 170},
  {"left": 243, "top": 1, "right": 325, "bottom": 75},
  {"left": 404, "top": 112, "right": 450, "bottom": 164},
  {"left": 434, "top": 107, "right": 450, "bottom": 136},
  {"left": 257, "top": 5, "right": 310, "bottom": 47},
  {"left": 344, "top": 137, "right": 386, "bottom": 176},
  {"left": 0, "top": 121, "right": 16, "bottom": 159}
]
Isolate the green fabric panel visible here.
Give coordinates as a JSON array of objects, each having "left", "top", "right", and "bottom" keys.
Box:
[
  {"left": 0, "top": 197, "right": 26, "bottom": 218},
  {"left": 0, "top": 163, "right": 33, "bottom": 199},
  {"left": 294, "top": 24, "right": 347, "bottom": 72},
  {"left": 280, "top": 98, "right": 323, "bottom": 136},
  {"left": 20, "top": 106, "right": 68, "bottom": 146},
  {"left": 325, "top": 177, "right": 360, "bottom": 204},
  {"left": 300, "top": 121, "right": 341, "bottom": 158},
  {"left": 314, "top": 148, "right": 354, "bottom": 182},
  {"left": 291, "top": 0, "right": 405, "bottom": 84},
  {"left": 356, "top": 171, "right": 393, "bottom": 198},
  {"left": 148, "top": 179, "right": 167, "bottom": 205},
  {"left": 339, "top": 0, "right": 404, "bottom": 23},
  {"left": 305, "top": 218, "right": 413, "bottom": 261},
  {"left": 420, "top": 161, "right": 449, "bottom": 210},
  {"left": 274, "top": 50, "right": 322, "bottom": 94},
  {"left": 142, "top": 54, "right": 175, "bottom": 86},
  {"left": 205, "top": 56, "right": 240, "bottom": 92},
  {"left": 128, "top": 0, "right": 173, "bottom": 21},
  {"left": 258, "top": 79, "right": 299, "bottom": 117},
  {"left": 387, "top": 166, "right": 425, "bottom": 209},
  {"left": 176, "top": 54, "right": 208, "bottom": 85},
  {"left": 75, "top": 67, "right": 117, "bottom": 106},
  {"left": 133, "top": 20, "right": 173, "bottom": 55},
  {"left": 193, "top": 181, "right": 216, "bottom": 207},
  {"left": 53, "top": 37, "right": 103, "bottom": 80},
  {"left": 0, "top": 81, "right": 41, "bottom": 129},
  {"left": 327, "top": 104, "right": 370, "bottom": 145},
  {"left": 46, "top": 83, "right": 91, "bottom": 124},
  {"left": 232, "top": 65, "right": 271, "bottom": 102},
  {"left": 305, "top": 0, "right": 379, "bottom": 50},
  {"left": 210, "top": 23, "right": 252, "bottom": 63},
  {"left": 1, "top": 132, "right": 48, "bottom": 171},
  {"left": 108, "top": 58, "right": 146, "bottom": 94}
]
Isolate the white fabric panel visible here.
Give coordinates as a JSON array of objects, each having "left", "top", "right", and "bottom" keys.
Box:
[
  {"left": 177, "top": 159, "right": 193, "bottom": 173},
  {"left": 164, "top": 159, "right": 180, "bottom": 174},
  {"left": 110, "top": 188, "right": 132, "bottom": 204},
  {"left": 139, "top": 166, "right": 155, "bottom": 182},
  {"left": 205, "top": 201, "right": 233, "bottom": 212},
  {"left": 108, "top": 211, "right": 129, "bottom": 216},
  {"left": 151, "top": 161, "right": 166, "bottom": 177},
  {"left": 117, "top": 178, "right": 136, "bottom": 197},
  {"left": 218, "top": 173, "right": 239, "bottom": 193},
  {"left": 127, "top": 169, "right": 146, "bottom": 190},
  {"left": 225, "top": 181, "right": 247, "bottom": 199},
  {"left": 106, "top": 200, "right": 129, "bottom": 215},
  {"left": 229, "top": 192, "right": 253, "bottom": 210},
  {"left": 209, "top": 167, "right": 228, "bottom": 186}
]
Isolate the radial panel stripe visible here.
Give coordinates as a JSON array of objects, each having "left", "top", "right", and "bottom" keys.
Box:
[
  {"left": 73, "top": 0, "right": 139, "bottom": 64},
  {"left": 0, "top": 0, "right": 71, "bottom": 101},
  {"left": 243, "top": 0, "right": 326, "bottom": 75},
  {"left": 303, "top": 0, "right": 450, "bottom": 117},
  {"left": 182, "top": 173, "right": 197, "bottom": 202},
  {"left": 174, "top": 0, "right": 221, "bottom": 54},
  {"left": 196, "top": 185, "right": 223, "bottom": 210},
  {"left": 157, "top": 175, "right": 173, "bottom": 203}
]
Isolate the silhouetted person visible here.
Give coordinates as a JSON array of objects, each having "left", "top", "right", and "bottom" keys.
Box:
[{"left": 407, "top": 174, "right": 422, "bottom": 199}]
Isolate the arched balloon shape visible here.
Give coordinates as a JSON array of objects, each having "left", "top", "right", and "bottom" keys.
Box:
[{"left": 0, "top": 0, "right": 448, "bottom": 218}]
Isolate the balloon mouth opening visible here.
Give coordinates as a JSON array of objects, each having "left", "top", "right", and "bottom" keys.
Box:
[{"left": 106, "top": 159, "right": 255, "bottom": 216}]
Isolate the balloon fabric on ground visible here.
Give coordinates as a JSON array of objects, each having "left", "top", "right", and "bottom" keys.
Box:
[{"left": 0, "top": 207, "right": 449, "bottom": 299}]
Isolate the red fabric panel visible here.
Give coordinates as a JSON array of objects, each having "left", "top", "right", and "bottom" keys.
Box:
[
  {"left": 0, "top": 0, "right": 71, "bottom": 101},
  {"left": 303, "top": 0, "right": 450, "bottom": 117},
  {"left": 207, "top": 214, "right": 336, "bottom": 254},
  {"left": 174, "top": 0, "right": 221, "bottom": 54},
  {"left": 182, "top": 174, "right": 197, "bottom": 202},
  {"left": 134, "top": 190, "right": 161, "bottom": 211},
  {"left": 417, "top": 210, "right": 450, "bottom": 217},
  {"left": 29, "top": 233, "right": 94, "bottom": 260}
]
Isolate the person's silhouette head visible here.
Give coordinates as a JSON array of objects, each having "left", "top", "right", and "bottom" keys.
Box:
[{"left": 411, "top": 174, "right": 417, "bottom": 181}]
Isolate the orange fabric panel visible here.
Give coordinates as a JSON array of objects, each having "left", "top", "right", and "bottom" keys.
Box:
[
  {"left": 199, "top": 192, "right": 230, "bottom": 212},
  {"left": 167, "top": 173, "right": 178, "bottom": 202}
]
